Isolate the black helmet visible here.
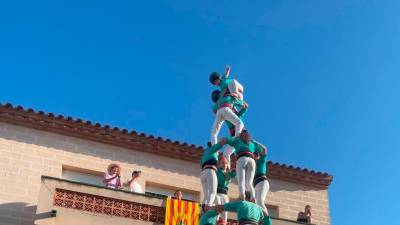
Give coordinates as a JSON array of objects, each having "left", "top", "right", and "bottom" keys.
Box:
[
  {"left": 211, "top": 90, "right": 221, "bottom": 103},
  {"left": 209, "top": 72, "right": 221, "bottom": 84}
]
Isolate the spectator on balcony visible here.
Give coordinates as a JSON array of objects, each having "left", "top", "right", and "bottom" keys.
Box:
[
  {"left": 297, "top": 205, "right": 312, "bottom": 224},
  {"left": 103, "top": 163, "right": 122, "bottom": 189},
  {"left": 124, "top": 170, "right": 143, "bottom": 193},
  {"left": 174, "top": 190, "right": 183, "bottom": 201}
]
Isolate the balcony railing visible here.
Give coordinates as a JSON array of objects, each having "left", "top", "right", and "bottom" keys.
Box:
[{"left": 35, "top": 176, "right": 311, "bottom": 225}]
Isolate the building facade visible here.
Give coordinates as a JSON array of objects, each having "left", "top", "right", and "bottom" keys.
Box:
[{"left": 0, "top": 103, "right": 333, "bottom": 225}]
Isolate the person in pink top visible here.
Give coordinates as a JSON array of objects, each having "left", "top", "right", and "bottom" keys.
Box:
[{"left": 103, "top": 163, "right": 122, "bottom": 189}]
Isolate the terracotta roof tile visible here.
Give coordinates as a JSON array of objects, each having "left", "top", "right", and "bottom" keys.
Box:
[{"left": 0, "top": 102, "right": 332, "bottom": 188}]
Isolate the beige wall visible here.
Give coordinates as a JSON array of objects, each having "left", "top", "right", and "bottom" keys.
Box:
[
  {"left": 35, "top": 177, "right": 307, "bottom": 225},
  {"left": 36, "top": 177, "right": 165, "bottom": 225},
  {"left": 0, "top": 122, "right": 331, "bottom": 225}
]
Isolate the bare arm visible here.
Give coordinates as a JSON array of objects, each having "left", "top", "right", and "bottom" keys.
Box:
[
  {"left": 219, "top": 65, "right": 231, "bottom": 98},
  {"left": 103, "top": 173, "right": 119, "bottom": 183},
  {"left": 124, "top": 178, "right": 134, "bottom": 187},
  {"left": 306, "top": 212, "right": 312, "bottom": 223},
  {"left": 224, "top": 65, "right": 230, "bottom": 79},
  {"left": 254, "top": 140, "right": 267, "bottom": 156},
  {"left": 236, "top": 101, "right": 248, "bottom": 117},
  {"left": 207, "top": 205, "right": 225, "bottom": 213},
  {"left": 261, "top": 145, "right": 267, "bottom": 156}
]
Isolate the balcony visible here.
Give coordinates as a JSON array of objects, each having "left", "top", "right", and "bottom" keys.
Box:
[{"left": 35, "top": 176, "right": 309, "bottom": 225}]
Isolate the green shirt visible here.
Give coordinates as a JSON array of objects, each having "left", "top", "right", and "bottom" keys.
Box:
[
  {"left": 201, "top": 143, "right": 223, "bottom": 165},
  {"left": 212, "top": 95, "right": 242, "bottom": 113},
  {"left": 199, "top": 210, "right": 218, "bottom": 225},
  {"left": 262, "top": 216, "right": 272, "bottom": 225},
  {"left": 224, "top": 201, "right": 264, "bottom": 222},
  {"left": 216, "top": 168, "right": 236, "bottom": 193},
  {"left": 255, "top": 154, "right": 268, "bottom": 175},
  {"left": 219, "top": 77, "right": 233, "bottom": 91},
  {"left": 226, "top": 138, "right": 263, "bottom": 155}
]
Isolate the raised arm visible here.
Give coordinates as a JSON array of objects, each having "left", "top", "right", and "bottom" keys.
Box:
[
  {"left": 123, "top": 178, "right": 134, "bottom": 187},
  {"left": 224, "top": 65, "right": 231, "bottom": 79},
  {"left": 218, "top": 65, "right": 231, "bottom": 98},
  {"left": 103, "top": 173, "right": 118, "bottom": 183},
  {"left": 253, "top": 140, "right": 267, "bottom": 156},
  {"left": 209, "top": 138, "right": 228, "bottom": 154}
]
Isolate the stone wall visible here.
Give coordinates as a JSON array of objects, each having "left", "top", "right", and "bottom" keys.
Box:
[{"left": 0, "top": 122, "right": 331, "bottom": 225}]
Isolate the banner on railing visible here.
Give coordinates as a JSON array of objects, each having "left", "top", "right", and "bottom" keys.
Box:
[{"left": 165, "top": 197, "right": 200, "bottom": 225}]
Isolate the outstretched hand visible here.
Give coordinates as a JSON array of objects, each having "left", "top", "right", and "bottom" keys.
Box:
[
  {"left": 261, "top": 146, "right": 268, "bottom": 156},
  {"left": 225, "top": 65, "right": 231, "bottom": 76}
]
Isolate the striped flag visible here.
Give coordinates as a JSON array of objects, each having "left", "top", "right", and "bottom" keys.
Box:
[{"left": 165, "top": 197, "right": 200, "bottom": 225}]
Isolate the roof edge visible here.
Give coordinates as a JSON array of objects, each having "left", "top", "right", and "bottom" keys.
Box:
[{"left": 0, "top": 103, "right": 333, "bottom": 188}]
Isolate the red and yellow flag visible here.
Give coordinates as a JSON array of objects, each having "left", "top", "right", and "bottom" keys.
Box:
[{"left": 165, "top": 197, "right": 200, "bottom": 225}]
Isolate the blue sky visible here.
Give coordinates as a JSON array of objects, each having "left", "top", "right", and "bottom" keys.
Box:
[{"left": 1, "top": 1, "right": 399, "bottom": 224}]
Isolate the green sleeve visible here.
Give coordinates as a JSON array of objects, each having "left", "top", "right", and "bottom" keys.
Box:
[
  {"left": 237, "top": 104, "right": 248, "bottom": 118},
  {"left": 200, "top": 210, "right": 218, "bottom": 225},
  {"left": 210, "top": 143, "right": 223, "bottom": 154},
  {"left": 206, "top": 210, "right": 218, "bottom": 217},
  {"left": 254, "top": 141, "right": 264, "bottom": 155},
  {"left": 223, "top": 202, "right": 239, "bottom": 212},
  {"left": 226, "top": 137, "right": 237, "bottom": 147},
  {"left": 219, "top": 78, "right": 229, "bottom": 89},
  {"left": 225, "top": 121, "right": 234, "bottom": 129},
  {"left": 229, "top": 171, "right": 237, "bottom": 179},
  {"left": 212, "top": 104, "right": 218, "bottom": 113},
  {"left": 259, "top": 154, "right": 267, "bottom": 164}
]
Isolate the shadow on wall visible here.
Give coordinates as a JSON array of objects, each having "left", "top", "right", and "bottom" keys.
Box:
[
  {"left": 0, "top": 202, "right": 56, "bottom": 225},
  {"left": 0, "top": 202, "right": 36, "bottom": 225},
  {"left": 0, "top": 126, "right": 198, "bottom": 177}
]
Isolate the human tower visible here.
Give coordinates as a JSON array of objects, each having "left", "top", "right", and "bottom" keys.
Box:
[{"left": 200, "top": 66, "right": 272, "bottom": 225}]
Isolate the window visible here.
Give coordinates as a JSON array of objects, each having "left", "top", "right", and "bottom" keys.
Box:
[
  {"left": 62, "top": 165, "right": 104, "bottom": 186},
  {"left": 145, "top": 182, "right": 199, "bottom": 202}
]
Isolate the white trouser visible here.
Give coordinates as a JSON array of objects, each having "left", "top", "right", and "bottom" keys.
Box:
[
  {"left": 223, "top": 146, "right": 235, "bottom": 168},
  {"left": 236, "top": 156, "right": 256, "bottom": 199},
  {"left": 214, "top": 193, "right": 229, "bottom": 221},
  {"left": 200, "top": 168, "right": 217, "bottom": 206},
  {"left": 211, "top": 107, "right": 244, "bottom": 144},
  {"left": 255, "top": 179, "right": 270, "bottom": 212}
]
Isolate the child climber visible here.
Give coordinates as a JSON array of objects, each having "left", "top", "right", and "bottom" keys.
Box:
[
  {"left": 209, "top": 65, "right": 244, "bottom": 101},
  {"left": 210, "top": 90, "right": 246, "bottom": 146}
]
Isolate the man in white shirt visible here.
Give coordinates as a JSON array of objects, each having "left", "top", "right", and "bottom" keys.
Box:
[{"left": 124, "top": 170, "right": 143, "bottom": 193}]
